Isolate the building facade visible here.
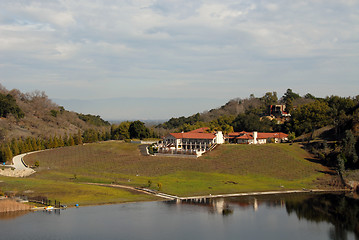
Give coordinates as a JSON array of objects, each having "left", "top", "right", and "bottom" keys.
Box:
[
  {"left": 158, "top": 128, "right": 225, "bottom": 157},
  {"left": 226, "top": 131, "right": 288, "bottom": 144}
]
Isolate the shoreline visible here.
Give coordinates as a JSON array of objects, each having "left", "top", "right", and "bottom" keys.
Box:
[
  {"left": 1, "top": 188, "right": 350, "bottom": 213},
  {"left": 61, "top": 186, "right": 351, "bottom": 208},
  {"left": 86, "top": 182, "right": 350, "bottom": 201}
]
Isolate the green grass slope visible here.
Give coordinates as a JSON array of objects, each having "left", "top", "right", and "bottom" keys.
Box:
[{"left": 0, "top": 142, "right": 331, "bottom": 205}]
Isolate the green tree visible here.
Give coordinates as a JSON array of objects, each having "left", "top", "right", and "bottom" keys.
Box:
[
  {"left": 83, "top": 129, "right": 99, "bottom": 143},
  {"left": 129, "top": 121, "right": 150, "bottom": 139},
  {"left": 50, "top": 109, "right": 58, "bottom": 117},
  {"left": 10, "top": 139, "right": 20, "bottom": 156},
  {"left": 74, "top": 130, "right": 83, "bottom": 145},
  {"left": 261, "top": 92, "right": 278, "bottom": 106},
  {"left": 0, "top": 93, "right": 24, "bottom": 119},
  {"left": 233, "top": 113, "right": 273, "bottom": 132},
  {"left": 62, "top": 134, "right": 69, "bottom": 146},
  {"left": 290, "top": 100, "right": 331, "bottom": 136},
  {"left": 341, "top": 130, "right": 358, "bottom": 168},
  {"left": 288, "top": 132, "right": 296, "bottom": 143},
  {"left": 282, "top": 89, "right": 300, "bottom": 103},
  {"left": 2, "top": 145, "right": 13, "bottom": 163},
  {"left": 31, "top": 137, "right": 38, "bottom": 151},
  {"left": 17, "top": 138, "right": 25, "bottom": 153},
  {"left": 68, "top": 135, "right": 75, "bottom": 146}
]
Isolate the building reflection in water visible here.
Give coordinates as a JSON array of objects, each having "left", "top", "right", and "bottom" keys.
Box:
[{"left": 168, "top": 192, "right": 359, "bottom": 240}]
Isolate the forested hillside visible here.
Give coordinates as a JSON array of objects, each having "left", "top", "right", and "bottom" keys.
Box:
[
  {"left": 0, "top": 84, "right": 159, "bottom": 163},
  {"left": 0, "top": 84, "right": 110, "bottom": 141},
  {"left": 157, "top": 89, "right": 359, "bottom": 171}
]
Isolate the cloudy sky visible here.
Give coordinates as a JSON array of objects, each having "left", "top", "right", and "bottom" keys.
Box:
[{"left": 1, "top": 0, "right": 358, "bottom": 120}]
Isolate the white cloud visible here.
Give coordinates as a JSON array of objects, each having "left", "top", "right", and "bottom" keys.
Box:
[{"left": 0, "top": 0, "right": 358, "bottom": 119}]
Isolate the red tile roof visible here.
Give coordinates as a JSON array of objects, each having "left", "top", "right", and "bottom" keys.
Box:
[
  {"left": 257, "top": 132, "right": 288, "bottom": 139},
  {"left": 188, "top": 127, "right": 210, "bottom": 133},
  {"left": 168, "top": 132, "right": 216, "bottom": 140},
  {"left": 236, "top": 133, "right": 254, "bottom": 139},
  {"left": 230, "top": 131, "right": 288, "bottom": 140}
]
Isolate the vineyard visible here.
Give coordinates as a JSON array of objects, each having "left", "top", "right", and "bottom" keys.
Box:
[{"left": 0, "top": 141, "right": 332, "bottom": 205}]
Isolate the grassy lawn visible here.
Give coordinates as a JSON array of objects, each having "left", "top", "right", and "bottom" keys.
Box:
[{"left": 0, "top": 141, "right": 331, "bottom": 205}]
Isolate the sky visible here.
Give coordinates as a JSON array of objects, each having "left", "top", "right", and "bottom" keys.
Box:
[{"left": 1, "top": 0, "right": 358, "bottom": 120}]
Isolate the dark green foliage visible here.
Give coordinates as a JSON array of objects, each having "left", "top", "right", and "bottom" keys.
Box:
[
  {"left": 209, "top": 115, "right": 235, "bottom": 133},
  {"left": 82, "top": 129, "right": 99, "bottom": 143},
  {"left": 50, "top": 110, "right": 58, "bottom": 117},
  {"left": 304, "top": 93, "right": 316, "bottom": 99},
  {"left": 290, "top": 100, "right": 331, "bottom": 136},
  {"left": 159, "top": 113, "right": 201, "bottom": 129},
  {"left": 288, "top": 132, "right": 295, "bottom": 143},
  {"left": 286, "top": 194, "right": 359, "bottom": 238},
  {"left": 78, "top": 113, "right": 110, "bottom": 126},
  {"left": 261, "top": 91, "right": 278, "bottom": 106},
  {"left": 0, "top": 145, "right": 13, "bottom": 163},
  {"left": 282, "top": 89, "right": 300, "bottom": 113},
  {"left": 111, "top": 121, "right": 131, "bottom": 140},
  {"left": 0, "top": 93, "right": 24, "bottom": 119},
  {"left": 129, "top": 121, "right": 150, "bottom": 139},
  {"left": 74, "top": 130, "right": 83, "bottom": 145},
  {"left": 282, "top": 88, "right": 300, "bottom": 103},
  {"left": 233, "top": 113, "right": 273, "bottom": 132},
  {"left": 340, "top": 130, "right": 358, "bottom": 168},
  {"left": 111, "top": 120, "right": 153, "bottom": 140}
]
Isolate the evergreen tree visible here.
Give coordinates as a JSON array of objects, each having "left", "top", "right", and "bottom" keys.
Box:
[
  {"left": 10, "top": 138, "right": 20, "bottom": 156},
  {"left": 68, "top": 135, "right": 75, "bottom": 146},
  {"left": 58, "top": 135, "right": 64, "bottom": 147},
  {"left": 17, "top": 138, "right": 25, "bottom": 153},
  {"left": 37, "top": 139, "right": 45, "bottom": 150},
  {"left": 129, "top": 121, "right": 150, "bottom": 139},
  {"left": 53, "top": 135, "right": 59, "bottom": 148},
  {"left": 341, "top": 130, "right": 358, "bottom": 168},
  {"left": 62, "top": 134, "right": 69, "bottom": 146},
  {"left": 31, "top": 137, "right": 38, "bottom": 151},
  {"left": 2, "top": 145, "right": 13, "bottom": 163},
  {"left": 75, "top": 130, "right": 83, "bottom": 145},
  {"left": 83, "top": 129, "right": 99, "bottom": 143}
]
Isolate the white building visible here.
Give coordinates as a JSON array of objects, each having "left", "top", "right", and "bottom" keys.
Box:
[{"left": 158, "top": 127, "right": 225, "bottom": 157}]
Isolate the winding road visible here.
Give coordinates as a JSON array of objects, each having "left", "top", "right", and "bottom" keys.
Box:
[
  {"left": 0, "top": 153, "right": 36, "bottom": 177},
  {"left": 11, "top": 153, "right": 29, "bottom": 170}
]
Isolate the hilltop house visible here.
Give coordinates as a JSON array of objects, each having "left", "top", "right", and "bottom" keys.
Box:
[
  {"left": 226, "top": 131, "right": 288, "bottom": 144},
  {"left": 158, "top": 127, "right": 225, "bottom": 157},
  {"left": 268, "top": 105, "right": 290, "bottom": 117}
]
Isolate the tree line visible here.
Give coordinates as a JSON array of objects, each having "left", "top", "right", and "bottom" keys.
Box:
[
  {"left": 156, "top": 89, "right": 359, "bottom": 171},
  {"left": 0, "top": 120, "right": 156, "bottom": 163}
]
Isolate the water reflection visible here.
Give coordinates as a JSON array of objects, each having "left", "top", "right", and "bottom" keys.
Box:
[
  {"left": 285, "top": 193, "right": 359, "bottom": 240},
  {"left": 0, "top": 192, "right": 358, "bottom": 240},
  {"left": 0, "top": 210, "right": 30, "bottom": 220},
  {"left": 173, "top": 193, "right": 359, "bottom": 240}
]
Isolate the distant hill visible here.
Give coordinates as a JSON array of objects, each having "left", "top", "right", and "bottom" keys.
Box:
[
  {"left": 157, "top": 90, "right": 358, "bottom": 139},
  {"left": 0, "top": 84, "right": 110, "bottom": 141}
]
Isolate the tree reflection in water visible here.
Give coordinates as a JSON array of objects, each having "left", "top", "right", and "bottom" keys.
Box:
[
  {"left": 174, "top": 193, "right": 359, "bottom": 239},
  {"left": 285, "top": 193, "right": 359, "bottom": 240}
]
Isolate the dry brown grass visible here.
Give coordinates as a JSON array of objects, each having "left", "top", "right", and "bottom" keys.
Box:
[{"left": 0, "top": 199, "right": 31, "bottom": 213}]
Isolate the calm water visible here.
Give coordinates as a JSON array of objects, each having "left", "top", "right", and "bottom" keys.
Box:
[{"left": 0, "top": 193, "right": 358, "bottom": 240}]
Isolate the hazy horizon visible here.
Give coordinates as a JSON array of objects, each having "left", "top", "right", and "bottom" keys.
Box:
[{"left": 1, "top": 0, "right": 358, "bottom": 119}]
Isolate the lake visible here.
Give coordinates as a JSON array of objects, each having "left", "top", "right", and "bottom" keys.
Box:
[{"left": 0, "top": 192, "right": 357, "bottom": 240}]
